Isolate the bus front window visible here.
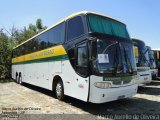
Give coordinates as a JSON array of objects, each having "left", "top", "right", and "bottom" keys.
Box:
[
  {"left": 147, "top": 47, "right": 156, "bottom": 69},
  {"left": 133, "top": 40, "right": 150, "bottom": 68},
  {"left": 92, "top": 39, "right": 136, "bottom": 76}
]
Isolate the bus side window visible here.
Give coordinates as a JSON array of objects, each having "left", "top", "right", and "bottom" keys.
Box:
[
  {"left": 37, "top": 33, "right": 49, "bottom": 50},
  {"left": 68, "top": 47, "right": 76, "bottom": 69},
  {"left": 21, "top": 45, "right": 25, "bottom": 55},
  {"left": 13, "top": 49, "right": 17, "bottom": 58},
  {"left": 48, "top": 22, "right": 65, "bottom": 46},
  {"left": 76, "top": 43, "right": 89, "bottom": 77},
  {"left": 12, "top": 49, "right": 16, "bottom": 58},
  {"left": 33, "top": 39, "right": 39, "bottom": 52},
  {"left": 25, "top": 39, "right": 35, "bottom": 54},
  {"left": 67, "top": 16, "right": 84, "bottom": 41},
  {"left": 25, "top": 41, "right": 31, "bottom": 54},
  {"left": 16, "top": 47, "right": 21, "bottom": 56},
  {"left": 12, "top": 50, "right": 14, "bottom": 58}
]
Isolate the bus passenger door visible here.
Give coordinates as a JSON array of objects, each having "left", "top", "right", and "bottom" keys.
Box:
[{"left": 74, "top": 42, "right": 90, "bottom": 101}]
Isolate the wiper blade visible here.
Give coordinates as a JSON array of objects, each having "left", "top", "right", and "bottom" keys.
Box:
[
  {"left": 139, "top": 52, "right": 150, "bottom": 66},
  {"left": 112, "top": 44, "right": 121, "bottom": 75},
  {"left": 102, "top": 41, "right": 118, "bottom": 54}
]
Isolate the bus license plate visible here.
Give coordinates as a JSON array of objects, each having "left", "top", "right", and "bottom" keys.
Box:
[
  {"left": 144, "top": 77, "right": 148, "bottom": 80},
  {"left": 118, "top": 95, "right": 125, "bottom": 99}
]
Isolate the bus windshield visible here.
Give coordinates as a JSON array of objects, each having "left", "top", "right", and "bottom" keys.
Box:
[
  {"left": 133, "top": 40, "right": 150, "bottom": 67},
  {"left": 92, "top": 38, "right": 136, "bottom": 76},
  {"left": 87, "top": 14, "right": 130, "bottom": 39},
  {"left": 147, "top": 46, "right": 156, "bottom": 69}
]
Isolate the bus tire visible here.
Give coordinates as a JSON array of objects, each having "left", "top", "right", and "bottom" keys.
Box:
[
  {"left": 16, "top": 73, "right": 19, "bottom": 84},
  {"left": 55, "top": 80, "right": 64, "bottom": 100},
  {"left": 18, "top": 74, "right": 23, "bottom": 85}
]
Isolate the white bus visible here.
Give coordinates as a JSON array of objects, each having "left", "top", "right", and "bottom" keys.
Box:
[
  {"left": 146, "top": 46, "right": 158, "bottom": 79},
  {"left": 12, "top": 11, "right": 138, "bottom": 103},
  {"left": 153, "top": 49, "right": 160, "bottom": 77},
  {"left": 132, "top": 39, "right": 152, "bottom": 85}
]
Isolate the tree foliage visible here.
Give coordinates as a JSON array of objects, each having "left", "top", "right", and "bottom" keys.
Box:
[
  {"left": 0, "top": 19, "right": 47, "bottom": 78},
  {"left": 0, "top": 31, "right": 14, "bottom": 78},
  {"left": 14, "top": 18, "right": 47, "bottom": 44}
]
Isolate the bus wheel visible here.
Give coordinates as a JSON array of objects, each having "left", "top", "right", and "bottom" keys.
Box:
[
  {"left": 18, "top": 75, "right": 23, "bottom": 85},
  {"left": 16, "top": 74, "right": 19, "bottom": 84},
  {"left": 55, "top": 80, "right": 64, "bottom": 100}
]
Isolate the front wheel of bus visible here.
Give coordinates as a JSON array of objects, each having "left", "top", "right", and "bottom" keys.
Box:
[{"left": 55, "top": 80, "right": 64, "bottom": 100}]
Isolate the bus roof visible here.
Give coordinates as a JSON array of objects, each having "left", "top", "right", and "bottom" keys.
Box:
[
  {"left": 13, "top": 11, "right": 125, "bottom": 49},
  {"left": 153, "top": 49, "right": 160, "bottom": 51},
  {"left": 132, "top": 38, "right": 146, "bottom": 45},
  {"left": 146, "top": 46, "right": 151, "bottom": 49},
  {"left": 132, "top": 38, "right": 144, "bottom": 42}
]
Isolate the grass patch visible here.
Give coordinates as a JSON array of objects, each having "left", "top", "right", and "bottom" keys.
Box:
[{"left": 0, "top": 79, "right": 15, "bottom": 83}]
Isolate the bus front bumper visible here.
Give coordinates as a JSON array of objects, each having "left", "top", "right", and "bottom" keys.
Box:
[
  {"left": 151, "top": 70, "right": 158, "bottom": 79},
  {"left": 138, "top": 74, "right": 152, "bottom": 85},
  {"left": 89, "top": 84, "right": 138, "bottom": 103}
]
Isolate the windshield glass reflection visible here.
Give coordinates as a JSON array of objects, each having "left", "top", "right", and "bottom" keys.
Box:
[{"left": 92, "top": 39, "right": 136, "bottom": 75}]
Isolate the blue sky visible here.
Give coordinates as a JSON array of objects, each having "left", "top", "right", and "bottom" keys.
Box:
[{"left": 0, "top": 0, "right": 160, "bottom": 49}]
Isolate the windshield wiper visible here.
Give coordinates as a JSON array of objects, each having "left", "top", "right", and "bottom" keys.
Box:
[
  {"left": 112, "top": 43, "right": 123, "bottom": 75},
  {"left": 102, "top": 41, "right": 121, "bottom": 75},
  {"left": 102, "top": 41, "right": 118, "bottom": 54},
  {"left": 139, "top": 49, "right": 150, "bottom": 66},
  {"left": 94, "top": 41, "right": 118, "bottom": 62}
]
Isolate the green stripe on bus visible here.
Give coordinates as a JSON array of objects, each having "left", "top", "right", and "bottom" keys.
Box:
[{"left": 12, "top": 54, "right": 68, "bottom": 65}]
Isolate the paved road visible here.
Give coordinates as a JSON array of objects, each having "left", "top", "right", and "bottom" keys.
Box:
[{"left": 0, "top": 80, "right": 160, "bottom": 119}]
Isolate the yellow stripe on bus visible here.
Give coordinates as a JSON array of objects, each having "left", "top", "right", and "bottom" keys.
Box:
[{"left": 12, "top": 45, "right": 67, "bottom": 64}]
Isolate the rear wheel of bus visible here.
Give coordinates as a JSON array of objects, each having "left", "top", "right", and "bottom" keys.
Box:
[
  {"left": 16, "top": 74, "right": 18, "bottom": 83},
  {"left": 18, "top": 74, "right": 23, "bottom": 85}
]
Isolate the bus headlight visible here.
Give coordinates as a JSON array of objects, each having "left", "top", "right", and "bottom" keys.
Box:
[{"left": 94, "top": 82, "right": 112, "bottom": 89}]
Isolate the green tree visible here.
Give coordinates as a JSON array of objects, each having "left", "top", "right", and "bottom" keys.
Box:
[
  {"left": 14, "top": 18, "right": 47, "bottom": 44},
  {"left": 0, "top": 30, "right": 14, "bottom": 78},
  {"left": 36, "top": 19, "right": 47, "bottom": 32},
  {"left": 0, "top": 18, "right": 47, "bottom": 78},
  {"left": 36, "top": 19, "right": 43, "bottom": 30}
]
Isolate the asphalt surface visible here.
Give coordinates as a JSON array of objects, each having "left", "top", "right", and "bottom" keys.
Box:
[{"left": 0, "top": 80, "right": 160, "bottom": 120}]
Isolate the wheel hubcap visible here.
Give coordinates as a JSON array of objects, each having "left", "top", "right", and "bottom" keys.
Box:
[
  {"left": 19, "top": 77, "right": 22, "bottom": 84},
  {"left": 56, "top": 83, "right": 62, "bottom": 97}
]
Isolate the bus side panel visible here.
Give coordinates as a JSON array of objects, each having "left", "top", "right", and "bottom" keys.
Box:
[
  {"left": 23, "top": 64, "right": 35, "bottom": 85},
  {"left": 12, "top": 64, "right": 24, "bottom": 80},
  {"left": 12, "top": 58, "right": 90, "bottom": 102},
  {"left": 48, "top": 60, "right": 89, "bottom": 102},
  {"left": 12, "top": 65, "right": 16, "bottom": 79},
  {"left": 48, "top": 60, "right": 62, "bottom": 90},
  {"left": 23, "top": 62, "right": 49, "bottom": 89},
  {"left": 62, "top": 60, "right": 89, "bottom": 102}
]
